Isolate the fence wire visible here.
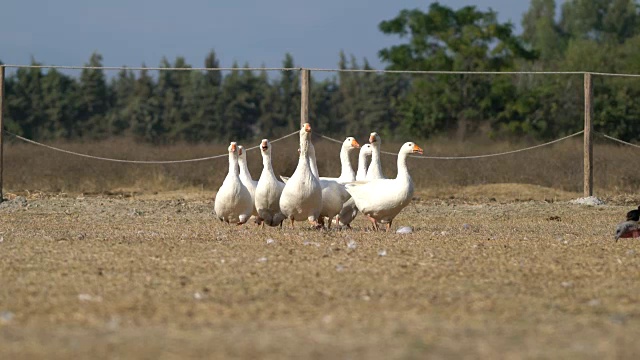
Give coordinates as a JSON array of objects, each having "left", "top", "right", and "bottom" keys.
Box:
[
  {"left": 4, "top": 131, "right": 299, "bottom": 164},
  {"left": 1, "top": 64, "right": 300, "bottom": 72},
  {"left": 317, "top": 131, "right": 584, "bottom": 160},
  {"left": 6, "top": 130, "right": 587, "bottom": 164},
  {"left": 2, "top": 64, "right": 640, "bottom": 78},
  {"left": 597, "top": 132, "right": 640, "bottom": 148}
]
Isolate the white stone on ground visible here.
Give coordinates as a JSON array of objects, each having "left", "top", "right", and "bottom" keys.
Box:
[
  {"left": 396, "top": 226, "right": 413, "bottom": 234},
  {"left": 570, "top": 196, "right": 605, "bottom": 206}
]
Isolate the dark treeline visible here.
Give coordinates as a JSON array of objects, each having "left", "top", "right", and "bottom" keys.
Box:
[{"left": 3, "top": 0, "right": 640, "bottom": 143}]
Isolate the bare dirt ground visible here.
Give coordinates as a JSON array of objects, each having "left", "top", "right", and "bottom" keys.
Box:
[{"left": 1, "top": 184, "right": 640, "bottom": 359}]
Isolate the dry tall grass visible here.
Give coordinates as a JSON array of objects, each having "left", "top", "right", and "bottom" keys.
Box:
[{"left": 4, "top": 133, "right": 639, "bottom": 195}]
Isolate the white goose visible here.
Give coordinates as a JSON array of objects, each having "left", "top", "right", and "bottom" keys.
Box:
[
  {"left": 279, "top": 123, "right": 322, "bottom": 227},
  {"left": 337, "top": 143, "right": 373, "bottom": 228},
  {"left": 307, "top": 142, "right": 352, "bottom": 228},
  {"left": 213, "top": 142, "right": 253, "bottom": 225},
  {"left": 346, "top": 142, "right": 423, "bottom": 231},
  {"left": 238, "top": 145, "right": 258, "bottom": 217},
  {"left": 254, "top": 139, "right": 287, "bottom": 227},
  {"left": 280, "top": 137, "right": 359, "bottom": 184},
  {"left": 319, "top": 137, "right": 360, "bottom": 183},
  {"left": 366, "top": 132, "right": 385, "bottom": 180},
  {"left": 355, "top": 143, "right": 373, "bottom": 181}
]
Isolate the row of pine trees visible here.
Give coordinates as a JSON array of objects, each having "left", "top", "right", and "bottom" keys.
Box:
[{"left": 3, "top": 1, "right": 640, "bottom": 143}]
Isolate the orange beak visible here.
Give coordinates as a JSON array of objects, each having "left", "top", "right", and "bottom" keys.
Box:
[
  {"left": 304, "top": 123, "right": 311, "bottom": 132},
  {"left": 238, "top": 147, "right": 243, "bottom": 155},
  {"left": 412, "top": 144, "right": 423, "bottom": 155},
  {"left": 351, "top": 139, "right": 360, "bottom": 148},
  {"left": 230, "top": 143, "right": 237, "bottom": 152},
  {"left": 369, "top": 135, "right": 376, "bottom": 143},
  {"left": 261, "top": 140, "right": 268, "bottom": 151}
]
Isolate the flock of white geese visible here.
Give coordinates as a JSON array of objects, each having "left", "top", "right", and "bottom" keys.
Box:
[{"left": 213, "top": 123, "right": 423, "bottom": 231}]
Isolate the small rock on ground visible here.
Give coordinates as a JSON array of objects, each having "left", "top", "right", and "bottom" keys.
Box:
[
  {"left": 396, "top": 226, "right": 413, "bottom": 234},
  {"left": 0, "top": 196, "right": 27, "bottom": 211},
  {"left": 569, "top": 196, "right": 605, "bottom": 206}
]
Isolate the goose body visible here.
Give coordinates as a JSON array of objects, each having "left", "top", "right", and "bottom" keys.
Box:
[
  {"left": 346, "top": 142, "right": 423, "bottom": 231},
  {"left": 366, "top": 132, "right": 385, "bottom": 180},
  {"left": 213, "top": 142, "right": 253, "bottom": 225},
  {"left": 238, "top": 145, "right": 258, "bottom": 217},
  {"left": 279, "top": 123, "right": 322, "bottom": 226},
  {"left": 255, "top": 139, "right": 286, "bottom": 227},
  {"left": 337, "top": 143, "right": 374, "bottom": 228},
  {"left": 307, "top": 142, "right": 352, "bottom": 228}
]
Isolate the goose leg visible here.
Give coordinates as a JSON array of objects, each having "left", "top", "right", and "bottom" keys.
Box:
[
  {"left": 290, "top": 217, "right": 295, "bottom": 228},
  {"left": 386, "top": 221, "right": 392, "bottom": 232},
  {"left": 367, "top": 215, "right": 379, "bottom": 231},
  {"left": 309, "top": 218, "right": 323, "bottom": 230}
]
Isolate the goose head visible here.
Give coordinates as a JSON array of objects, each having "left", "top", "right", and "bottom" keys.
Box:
[
  {"left": 369, "top": 132, "right": 381, "bottom": 145},
  {"left": 228, "top": 142, "right": 240, "bottom": 172},
  {"left": 360, "top": 143, "right": 373, "bottom": 157},
  {"left": 299, "top": 123, "right": 312, "bottom": 155},
  {"left": 238, "top": 145, "right": 247, "bottom": 161},
  {"left": 344, "top": 137, "right": 360, "bottom": 151},
  {"left": 260, "top": 139, "right": 271, "bottom": 156},
  {"left": 400, "top": 142, "right": 424, "bottom": 155},
  {"left": 301, "top": 122, "right": 312, "bottom": 135}
]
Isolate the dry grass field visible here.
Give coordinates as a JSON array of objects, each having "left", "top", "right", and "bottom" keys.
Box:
[
  {"left": 2, "top": 137, "right": 640, "bottom": 359},
  {"left": 4, "top": 133, "right": 640, "bottom": 194}
]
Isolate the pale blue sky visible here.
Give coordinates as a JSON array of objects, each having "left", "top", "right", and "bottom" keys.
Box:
[{"left": 0, "top": 1, "right": 532, "bottom": 70}]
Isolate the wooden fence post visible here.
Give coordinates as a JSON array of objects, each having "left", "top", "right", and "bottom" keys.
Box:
[
  {"left": 0, "top": 65, "right": 5, "bottom": 202},
  {"left": 584, "top": 72, "right": 593, "bottom": 197},
  {"left": 300, "top": 69, "right": 310, "bottom": 127}
]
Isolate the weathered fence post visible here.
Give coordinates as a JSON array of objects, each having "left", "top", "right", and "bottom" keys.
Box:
[
  {"left": 300, "top": 69, "right": 310, "bottom": 127},
  {"left": 0, "top": 65, "right": 5, "bottom": 202},
  {"left": 584, "top": 72, "right": 593, "bottom": 197}
]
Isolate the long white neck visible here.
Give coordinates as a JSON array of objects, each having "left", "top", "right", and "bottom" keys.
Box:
[
  {"left": 308, "top": 142, "right": 320, "bottom": 179},
  {"left": 298, "top": 133, "right": 315, "bottom": 176},
  {"left": 396, "top": 151, "right": 410, "bottom": 181},
  {"left": 367, "top": 143, "right": 384, "bottom": 179},
  {"left": 262, "top": 151, "right": 274, "bottom": 174},
  {"left": 238, "top": 156, "right": 253, "bottom": 183},
  {"left": 228, "top": 153, "right": 239, "bottom": 176},
  {"left": 339, "top": 146, "right": 355, "bottom": 181},
  {"left": 356, "top": 150, "right": 369, "bottom": 180}
]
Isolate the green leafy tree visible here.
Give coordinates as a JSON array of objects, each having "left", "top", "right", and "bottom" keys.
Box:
[
  {"left": 131, "top": 65, "right": 163, "bottom": 142},
  {"left": 41, "top": 68, "right": 79, "bottom": 138},
  {"left": 77, "top": 52, "right": 109, "bottom": 138},
  {"left": 560, "top": 0, "right": 639, "bottom": 44},
  {"left": 218, "top": 62, "right": 260, "bottom": 141},
  {"left": 378, "top": 3, "right": 535, "bottom": 139},
  {"left": 5, "top": 58, "right": 47, "bottom": 139},
  {"left": 106, "top": 68, "right": 135, "bottom": 135},
  {"left": 522, "top": 0, "right": 565, "bottom": 61},
  {"left": 280, "top": 53, "right": 300, "bottom": 132}
]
